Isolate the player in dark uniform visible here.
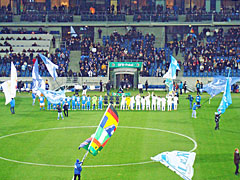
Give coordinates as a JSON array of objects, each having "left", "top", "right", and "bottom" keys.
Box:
[{"left": 215, "top": 112, "right": 221, "bottom": 130}]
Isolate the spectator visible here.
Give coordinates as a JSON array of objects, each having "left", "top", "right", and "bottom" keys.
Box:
[
  {"left": 145, "top": 80, "right": 148, "bottom": 91},
  {"left": 98, "top": 28, "right": 102, "bottom": 39}
]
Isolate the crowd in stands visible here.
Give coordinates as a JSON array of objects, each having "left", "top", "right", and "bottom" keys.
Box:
[
  {"left": 0, "top": 27, "right": 48, "bottom": 34},
  {"left": 1, "top": 3, "right": 240, "bottom": 23},
  {"left": 74, "top": 29, "right": 160, "bottom": 77},
  {"left": 64, "top": 29, "right": 179, "bottom": 77},
  {"left": 0, "top": 5, "right": 12, "bottom": 22},
  {"left": 0, "top": 48, "right": 70, "bottom": 77},
  {"left": 182, "top": 27, "right": 240, "bottom": 77}
]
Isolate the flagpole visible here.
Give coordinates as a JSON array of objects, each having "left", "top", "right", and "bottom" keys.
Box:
[{"left": 81, "top": 151, "right": 89, "bottom": 164}]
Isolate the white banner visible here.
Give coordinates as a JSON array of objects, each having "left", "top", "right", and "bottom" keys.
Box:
[
  {"left": 151, "top": 151, "right": 196, "bottom": 180},
  {"left": 1, "top": 81, "right": 12, "bottom": 105},
  {"left": 1, "top": 62, "right": 17, "bottom": 105},
  {"left": 10, "top": 62, "right": 17, "bottom": 99}
]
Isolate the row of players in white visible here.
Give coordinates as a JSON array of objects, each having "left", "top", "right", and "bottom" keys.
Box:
[{"left": 120, "top": 92, "right": 178, "bottom": 111}]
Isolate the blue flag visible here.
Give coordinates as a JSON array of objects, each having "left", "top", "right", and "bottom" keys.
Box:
[
  {"left": 217, "top": 72, "right": 232, "bottom": 114},
  {"left": 163, "top": 56, "right": 180, "bottom": 80},
  {"left": 38, "top": 53, "right": 58, "bottom": 80},
  {"left": 203, "top": 76, "right": 240, "bottom": 97},
  {"left": 38, "top": 88, "right": 66, "bottom": 104},
  {"left": 151, "top": 151, "right": 196, "bottom": 180}
]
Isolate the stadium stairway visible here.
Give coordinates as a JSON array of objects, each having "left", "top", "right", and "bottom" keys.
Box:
[
  {"left": 13, "top": 15, "right": 20, "bottom": 22},
  {"left": 69, "top": 51, "right": 81, "bottom": 72}
]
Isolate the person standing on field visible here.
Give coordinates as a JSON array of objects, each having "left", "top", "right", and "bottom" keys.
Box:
[
  {"left": 73, "top": 159, "right": 82, "bottom": 180},
  {"left": 215, "top": 112, "right": 221, "bottom": 130},
  {"left": 63, "top": 101, "right": 69, "bottom": 117},
  {"left": 192, "top": 103, "right": 200, "bottom": 118},
  {"left": 234, "top": 148, "right": 239, "bottom": 176},
  {"left": 10, "top": 98, "right": 15, "bottom": 114},
  {"left": 183, "top": 81, "right": 187, "bottom": 93},
  {"left": 57, "top": 105, "right": 64, "bottom": 120},
  {"left": 179, "top": 81, "right": 183, "bottom": 95}
]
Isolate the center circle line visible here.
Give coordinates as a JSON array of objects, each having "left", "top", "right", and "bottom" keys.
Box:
[{"left": 0, "top": 126, "right": 197, "bottom": 168}]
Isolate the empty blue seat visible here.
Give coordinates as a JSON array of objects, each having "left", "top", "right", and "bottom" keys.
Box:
[{"left": 204, "top": 71, "right": 208, "bottom": 77}]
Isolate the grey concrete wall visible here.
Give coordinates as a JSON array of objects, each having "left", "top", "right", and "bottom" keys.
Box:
[
  {"left": 0, "top": 77, "right": 108, "bottom": 91},
  {"left": 139, "top": 76, "right": 214, "bottom": 91}
]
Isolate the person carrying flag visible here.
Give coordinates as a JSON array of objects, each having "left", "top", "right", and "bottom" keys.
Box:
[
  {"left": 73, "top": 159, "right": 82, "bottom": 180},
  {"left": 76, "top": 95, "right": 81, "bottom": 110},
  {"left": 98, "top": 95, "right": 103, "bottom": 110},
  {"left": 10, "top": 98, "right": 15, "bottom": 114},
  {"left": 86, "top": 95, "right": 91, "bottom": 110},
  {"left": 92, "top": 95, "right": 98, "bottom": 110}
]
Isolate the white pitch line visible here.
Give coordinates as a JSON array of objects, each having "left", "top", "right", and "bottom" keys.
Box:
[{"left": 0, "top": 126, "right": 197, "bottom": 168}]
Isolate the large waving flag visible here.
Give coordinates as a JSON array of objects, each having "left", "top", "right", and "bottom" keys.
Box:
[
  {"left": 203, "top": 76, "right": 240, "bottom": 97},
  {"left": 32, "top": 59, "right": 45, "bottom": 95},
  {"left": 217, "top": 71, "right": 232, "bottom": 114},
  {"left": 38, "top": 88, "right": 66, "bottom": 104},
  {"left": 38, "top": 53, "right": 58, "bottom": 80},
  {"left": 1, "top": 62, "right": 17, "bottom": 105},
  {"left": 79, "top": 104, "right": 119, "bottom": 156},
  {"left": 151, "top": 151, "right": 196, "bottom": 180},
  {"left": 163, "top": 56, "right": 180, "bottom": 80}
]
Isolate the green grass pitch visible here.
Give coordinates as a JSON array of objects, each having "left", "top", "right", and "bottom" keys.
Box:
[{"left": 0, "top": 90, "right": 239, "bottom": 180}]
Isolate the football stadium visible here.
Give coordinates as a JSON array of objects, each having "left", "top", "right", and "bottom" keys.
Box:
[{"left": 0, "top": 0, "right": 240, "bottom": 179}]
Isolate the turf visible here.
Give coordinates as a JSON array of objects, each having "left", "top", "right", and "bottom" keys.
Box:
[{"left": 0, "top": 90, "right": 239, "bottom": 180}]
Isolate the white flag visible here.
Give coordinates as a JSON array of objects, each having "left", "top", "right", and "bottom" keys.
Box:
[
  {"left": 70, "top": 26, "right": 77, "bottom": 37},
  {"left": 32, "top": 59, "right": 45, "bottom": 96},
  {"left": 1, "top": 62, "right": 17, "bottom": 105},
  {"left": 151, "top": 151, "right": 196, "bottom": 180},
  {"left": 11, "top": 62, "right": 17, "bottom": 99},
  {"left": 1, "top": 81, "right": 12, "bottom": 105},
  {"left": 38, "top": 53, "right": 58, "bottom": 80}
]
